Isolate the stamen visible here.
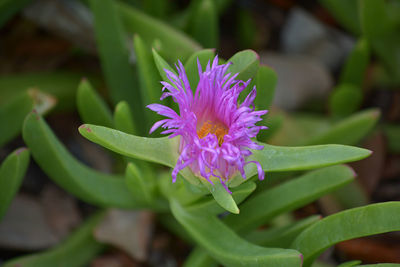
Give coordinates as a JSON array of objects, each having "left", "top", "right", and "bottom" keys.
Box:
[{"left": 197, "top": 120, "right": 228, "bottom": 146}]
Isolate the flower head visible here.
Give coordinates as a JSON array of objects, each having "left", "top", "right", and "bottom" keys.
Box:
[{"left": 147, "top": 56, "right": 267, "bottom": 193}]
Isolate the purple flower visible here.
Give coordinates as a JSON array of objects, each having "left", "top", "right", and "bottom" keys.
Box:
[{"left": 147, "top": 56, "right": 267, "bottom": 193}]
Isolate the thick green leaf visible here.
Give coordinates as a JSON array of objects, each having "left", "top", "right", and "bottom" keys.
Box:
[
  {"left": 230, "top": 140, "right": 370, "bottom": 187},
  {"left": 125, "top": 162, "right": 154, "bottom": 204},
  {"left": 117, "top": 1, "right": 201, "bottom": 61},
  {"left": 318, "top": 0, "right": 360, "bottom": 35},
  {"left": 200, "top": 178, "right": 239, "bottom": 214},
  {"left": 254, "top": 65, "right": 277, "bottom": 111},
  {"left": 186, "top": 181, "right": 256, "bottom": 215},
  {"left": 227, "top": 49, "right": 260, "bottom": 82},
  {"left": 23, "top": 113, "right": 143, "bottom": 208},
  {"left": 236, "top": 9, "right": 257, "bottom": 49},
  {"left": 355, "top": 264, "right": 400, "bottom": 267},
  {"left": 185, "top": 215, "right": 319, "bottom": 267},
  {"left": 184, "top": 48, "right": 215, "bottom": 90},
  {"left": 225, "top": 165, "right": 355, "bottom": 232},
  {"left": 291, "top": 202, "right": 400, "bottom": 266},
  {"left": 0, "top": 71, "right": 99, "bottom": 112},
  {"left": 171, "top": 199, "right": 302, "bottom": 267},
  {"left": 78, "top": 124, "right": 178, "bottom": 168},
  {"left": 113, "top": 101, "right": 137, "bottom": 135},
  {"left": 77, "top": 79, "right": 113, "bottom": 127},
  {"left": 304, "top": 109, "right": 380, "bottom": 146},
  {"left": 0, "top": 89, "right": 55, "bottom": 147},
  {"left": 152, "top": 48, "right": 178, "bottom": 82},
  {"left": 0, "top": 148, "right": 30, "bottom": 219},
  {"left": 90, "top": 0, "right": 144, "bottom": 133},
  {"left": 133, "top": 34, "right": 162, "bottom": 127},
  {"left": 246, "top": 215, "right": 321, "bottom": 248},
  {"left": 189, "top": 0, "right": 218, "bottom": 48},
  {"left": 3, "top": 211, "right": 105, "bottom": 267},
  {"left": 339, "top": 39, "right": 370, "bottom": 87},
  {"left": 329, "top": 83, "right": 363, "bottom": 117}
]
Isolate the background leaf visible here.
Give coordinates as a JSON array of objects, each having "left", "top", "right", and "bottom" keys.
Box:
[
  {"left": 90, "top": 0, "right": 145, "bottom": 133},
  {"left": 113, "top": 101, "right": 137, "bottom": 135},
  {"left": 77, "top": 78, "right": 114, "bottom": 127},
  {"left": 188, "top": 0, "right": 218, "bottom": 48},
  {"left": 0, "top": 148, "right": 30, "bottom": 219},
  {"left": 184, "top": 48, "right": 216, "bottom": 91}
]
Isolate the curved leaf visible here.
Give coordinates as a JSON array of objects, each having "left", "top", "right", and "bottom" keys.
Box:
[
  {"left": 0, "top": 148, "right": 30, "bottom": 219},
  {"left": 152, "top": 48, "right": 178, "bottom": 81},
  {"left": 329, "top": 83, "right": 363, "bottom": 117},
  {"left": 23, "top": 112, "right": 142, "bottom": 208},
  {"left": 338, "top": 261, "right": 362, "bottom": 267},
  {"left": 291, "top": 202, "right": 400, "bottom": 266},
  {"left": 77, "top": 79, "right": 113, "bottom": 127},
  {"left": 225, "top": 165, "right": 355, "bottom": 232},
  {"left": 3, "top": 211, "right": 105, "bottom": 267},
  {"left": 254, "top": 65, "right": 277, "bottom": 111},
  {"left": 171, "top": 199, "right": 302, "bottom": 267},
  {"left": 0, "top": 89, "right": 55, "bottom": 147}
]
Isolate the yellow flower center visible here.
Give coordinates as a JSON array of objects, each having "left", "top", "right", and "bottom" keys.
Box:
[{"left": 197, "top": 120, "right": 228, "bottom": 146}]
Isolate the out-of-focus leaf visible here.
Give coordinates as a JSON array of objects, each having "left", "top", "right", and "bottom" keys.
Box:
[
  {"left": 77, "top": 79, "right": 113, "bottom": 127},
  {"left": 257, "top": 112, "right": 284, "bottom": 142},
  {"left": 384, "top": 124, "right": 400, "bottom": 153},
  {"left": 183, "top": 247, "right": 218, "bottom": 267},
  {"left": 90, "top": 0, "right": 145, "bottom": 133},
  {"left": 0, "top": 148, "right": 30, "bottom": 219},
  {"left": 200, "top": 178, "right": 239, "bottom": 214},
  {"left": 0, "top": 71, "right": 99, "bottom": 111},
  {"left": 225, "top": 165, "right": 355, "bottom": 232},
  {"left": 0, "top": 0, "right": 32, "bottom": 27},
  {"left": 189, "top": 0, "right": 218, "bottom": 48},
  {"left": 125, "top": 162, "right": 154, "bottom": 204},
  {"left": 330, "top": 83, "right": 363, "bottom": 117},
  {"left": 113, "top": 101, "right": 137, "bottom": 135},
  {"left": 318, "top": 0, "right": 360, "bottom": 35},
  {"left": 133, "top": 34, "right": 161, "bottom": 127},
  {"left": 229, "top": 140, "right": 370, "bottom": 187},
  {"left": 227, "top": 49, "right": 259, "bottom": 82},
  {"left": 152, "top": 48, "right": 177, "bottom": 81},
  {"left": 304, "top": 109, "right": 380, "bottom": 146},
  {"left": 117, "top": 1, "right": 201, "bottom": 61},
  {"left": 0, "top": 89, "right": 55, "bottom": 147},
  {"left": 339, "top": 39, "right": 370, "bottom": 87},
  {"left": 23, "top": 113, "right": 143, "bottom": 208},
  {"left": 3, "top": 211, "right": 105, "bottom": 267},
  {"left": 291, "top": 202, "right": 400, "bottom": 266},
  {"left": 184, "top": 49, "right": 215, "bottom": 90},
  {"left": 355, "top": 264, "right": 400, "bottom": 267},
  {"left": 141, "top": 0, "right": 168, "bottom": 19},
  {"left": 360, "top": 0, "right": 400, "bottom": 80},
  {"left": 171, "top": 199, "right": 303, "bottom": 267},
  {"left": 254, "top": 65, "right": 277, "bottom": 111}
]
